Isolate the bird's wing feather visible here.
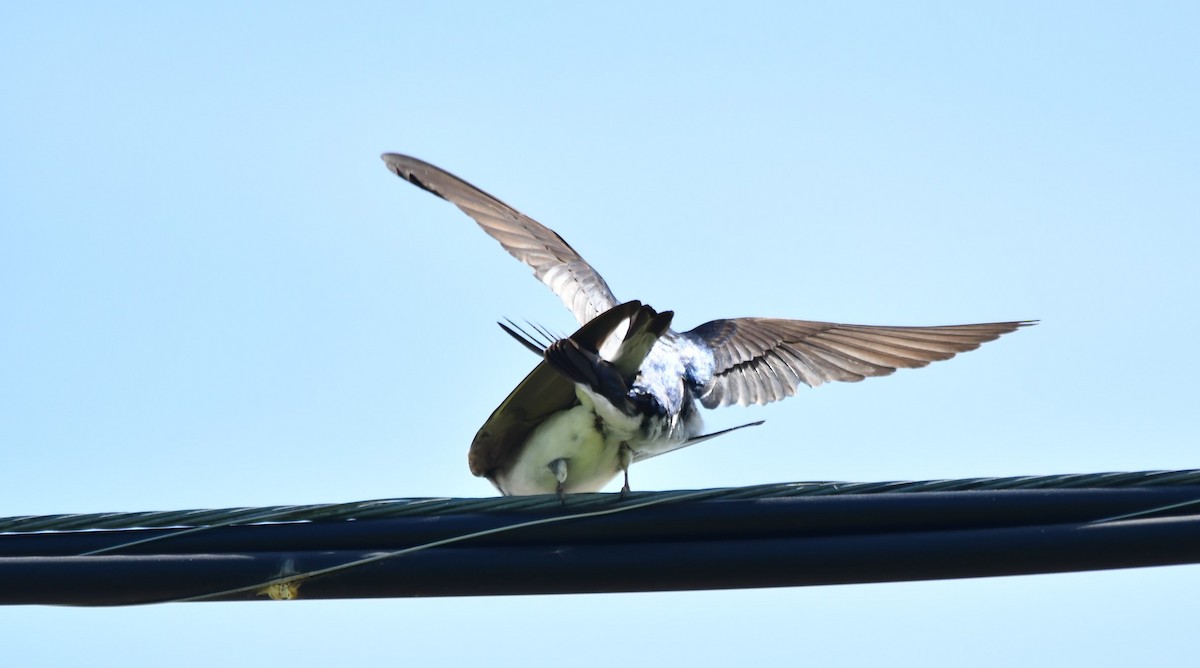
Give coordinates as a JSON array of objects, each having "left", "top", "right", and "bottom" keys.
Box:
[
  {"left": 686, "top": 318, "right": 1033, "bottom": 408},
  {"left": 470, "top": 301, "right": 645, "bottom": 478},
  {"left": 382, "top": 153, "right": 618, "bottom": 324}
]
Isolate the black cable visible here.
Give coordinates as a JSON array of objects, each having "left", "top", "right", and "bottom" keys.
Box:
[{"left": 2, "top": 471, "right": 1199, "bottom": 606}]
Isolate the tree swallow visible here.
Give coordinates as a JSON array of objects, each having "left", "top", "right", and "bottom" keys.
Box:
[{"left": 382, "top": 154, "right": 1031, "bottom": 496}]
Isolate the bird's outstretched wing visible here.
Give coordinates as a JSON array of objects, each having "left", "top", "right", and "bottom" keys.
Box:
[
  {"left": 382, "top": 153, "right": 618, "bottom": 324},
  {"left": 686, "top": 318, "right": 1033, "bottom": 408}
]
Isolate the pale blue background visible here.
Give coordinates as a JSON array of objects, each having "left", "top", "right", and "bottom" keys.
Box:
[{"left": 2, "top": 2, "right": 1197, "bottom": 665}]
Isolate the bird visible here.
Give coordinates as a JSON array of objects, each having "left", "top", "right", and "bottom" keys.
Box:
[{"left": 381, "top": 154, "right": 1032, "bottom": 496}]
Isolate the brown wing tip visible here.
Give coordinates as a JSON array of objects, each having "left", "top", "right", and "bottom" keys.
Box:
[
  {"left": 978, "top": 319, "right": 1038, "bottom": 340},
  {"left": 381, "top": 153, "right": 448, "bottom": 201},
  {"left": 468, "top": 433, "right": 495, "bottom": 478}
]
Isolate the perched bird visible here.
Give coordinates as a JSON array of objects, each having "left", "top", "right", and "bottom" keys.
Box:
[{"left": 382, "top": 154, "right": 1031, "bottom": 496}]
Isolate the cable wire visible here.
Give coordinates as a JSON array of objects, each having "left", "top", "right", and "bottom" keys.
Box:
[{"left": 3, "top": 470, "right": 1199, "bottom": 606}]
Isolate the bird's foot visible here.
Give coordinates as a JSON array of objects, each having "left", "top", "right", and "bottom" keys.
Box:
[
  {"left": 549, "top": 458, "right": 569, "bottom": 504},
  {"left": 618, "top": 443, "right": 633, "bottom": 499}
]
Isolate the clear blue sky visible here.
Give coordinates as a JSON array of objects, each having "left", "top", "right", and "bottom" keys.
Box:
[{"left": 2, "top": 2, "right": 1197, "bottom": 665}]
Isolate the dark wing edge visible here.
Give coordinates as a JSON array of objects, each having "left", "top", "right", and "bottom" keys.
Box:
[
  {"left": 686, "top": 318, "right": 1035, "bottom": 408},
  {"left": 381, "top": 153, "right": 619, "bottom": 324},
  {"left": 498, "top": 319, "right": 559, "bottom": 356},
  {"left": 469, "top": 301, "right": 645, "bottom": 478}
]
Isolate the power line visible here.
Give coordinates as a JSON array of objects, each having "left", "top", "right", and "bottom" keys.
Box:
[{"left": 3, "top": 470, "right": 1199, "bottom": 606}]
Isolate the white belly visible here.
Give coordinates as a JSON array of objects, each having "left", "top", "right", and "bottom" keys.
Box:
[
  {"left": 492, "top": 384, "right": 696, "bottom": 495},
  {"left": 493, "top": 401, "right": 625, "bottom": 495}
]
